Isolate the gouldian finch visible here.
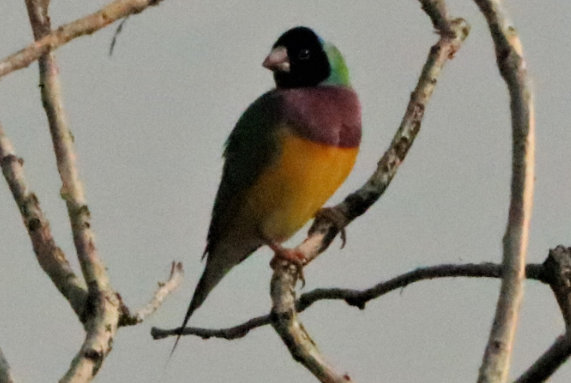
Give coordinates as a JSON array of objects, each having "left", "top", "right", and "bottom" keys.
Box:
[{"left": 174, "top": 26, "right": 361, "bottom": 349}]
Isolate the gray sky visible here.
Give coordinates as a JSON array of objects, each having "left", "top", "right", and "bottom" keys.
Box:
[{"left": 1, "top": 1, "right": 570, "bottom": 382}]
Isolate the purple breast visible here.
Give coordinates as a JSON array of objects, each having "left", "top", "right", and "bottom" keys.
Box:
[{"left": 277, "top": 86, "right": 362, "bottom": 148}]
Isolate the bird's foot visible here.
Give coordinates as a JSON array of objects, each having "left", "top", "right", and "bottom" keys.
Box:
[
  {"left": 268, "top": 242, "right": 307, "bottom": 287},
  {"left": 315, "top": 207, "right": 348, "bottom": 248}
]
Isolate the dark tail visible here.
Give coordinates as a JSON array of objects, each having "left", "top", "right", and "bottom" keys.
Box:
[
  {"left": 168, "top": 255, "right": 234, "bottom": 357},
  {"left": 168, "top": 238, "right": 262, "bottom": 357},
  {"left": 169, "top": 294, "right": 200, "bottom": 358}
]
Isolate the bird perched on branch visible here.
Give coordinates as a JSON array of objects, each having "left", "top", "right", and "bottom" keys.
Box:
[{"left": 172, "top": 26, "right": 361, "bottom": 352}]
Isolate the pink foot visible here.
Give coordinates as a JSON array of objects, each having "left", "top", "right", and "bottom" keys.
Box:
[{"left": 266, "top": 241, "right": 307, "bottom": 286}]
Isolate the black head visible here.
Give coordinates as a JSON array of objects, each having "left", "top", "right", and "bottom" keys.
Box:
[{"left": 263, "top": 26, "right": 331, "bottom": 88}]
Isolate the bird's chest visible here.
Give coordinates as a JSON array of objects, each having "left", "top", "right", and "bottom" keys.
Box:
[
  {"left": 245, "top": 131, "right": 358, "bottom": 241},
  {"left": 279, "top": 87, "right": 361, "bottom": 148}
]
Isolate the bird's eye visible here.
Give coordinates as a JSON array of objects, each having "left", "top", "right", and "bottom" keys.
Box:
[{"left": 298, "top": 48, "right": 311, "bottom": 60}]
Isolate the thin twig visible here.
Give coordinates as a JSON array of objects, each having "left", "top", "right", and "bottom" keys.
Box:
[
  {"left": 472, "top": 1, "right": 535, "bottom": 382},
  {"left": 151, "top": 314, "right": 269, "bottom": 340},
  {"left": 514, "top": 333, "right": 571, "bottom": 383},
  {"left": 121, "top": 262, "right": 184, "bottom": 326},
  {"left": 25, "top": 1, "right": 121, "bottom": 381},
  {"left": 0, "top": 347, "right": 15, "bottom": 383},
  {"left": 297, "top": 263, "right": 546, "bottom": 310},
  {"left": 152, "top": 262, "right": 545, "bottom": 341},
  {"left": 109, "top": 16, "right": 130, "bottom": 56},
  {"left": 514, "top": 246, "right": 571, "bottom": 382},
  {"left": 0, "top": 0, "right": 165, "bottom": 79},
  {"left": 25, "top": 0, "right": 109, "bottom": 296},
  {"left": 0, "top": 123, "right": 87, "bottom": 317}
]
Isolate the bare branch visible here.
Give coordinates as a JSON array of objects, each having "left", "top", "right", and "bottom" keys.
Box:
[
  {"left": 25, "top": 0, "right": 110, "bottom": 295},
  {"left": 151, "top": 313, "right": 269, "bottom": 340},
  {"left": 0, "top": 347, "right": 15, "bottom": 383},
  {"left": 514, "top": 246, "right": 571, "bottom": 382},
  {"left": 271, "top": 262, "right": 354, "bottom": 383},
  {"left": 2, "top": 2, "right": 178, "bottom": 379},
  {"left": 419, "top": 0, "right": 452, "bottom": 31},
  {"left": 514, "top": 334, "right": 571, "bottom": 383},
  {"left": 297, "top": 263, "right": 546, "bottom": 310},
  {"left": 0, "top": 0, "right": 165, "bottom": 79},
  {"left": 25, "top": 2, "right": 121, "bottom": 381},
  {"left": 0, "top": 124, "right": 87, "bottom": 317},
  {"left": 293, "top": 15, "right": 470, "bottom": 266},
  {"left": 120, "top": 262, "right": 184, "bottom": 326},
  {"left": 472, "top": 1, "right": 535, "bottom": 382},
  {"left": 152, "top": 262, "right": 546, "bottom": 341}
]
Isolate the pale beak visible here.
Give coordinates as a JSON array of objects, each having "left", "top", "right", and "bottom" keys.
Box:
[{"left": 262, "top": 46, "right": 290, "bottom": 72}]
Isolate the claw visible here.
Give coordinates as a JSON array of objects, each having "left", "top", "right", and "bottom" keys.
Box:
[
  {"left": 315, "top": 207, "right": 347, "bottom": 248},
  {"left": 339, "top": 227, "right": 347, "bottom": 249}
]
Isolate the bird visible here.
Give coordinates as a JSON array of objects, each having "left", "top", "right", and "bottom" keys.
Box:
[{"left": 172, "top": 26, "right": 361, "bottom": 353}]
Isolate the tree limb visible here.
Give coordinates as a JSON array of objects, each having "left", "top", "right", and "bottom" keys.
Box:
[
  {"left": 0, "top": 0, "right": 165, "bottom": 79},
  {"left": 297, "top": 263, "right": 546, "bottom": 310},
  {"left": 151, "top": 313, "right": 269, "bottom": 340},
  {"left": 1, "top": 2, "right": 180, "bottom": 380},
  {"left": 0, "top": 123, "right": 87, "bottom": 317},
  {"left": 271, "top": 263, "right": 354, "bottom": 383},
  {"left": 25, "top": 0, "right": 111, "bottom": 298},
  {"left": 25, "top": 1, "right": 121, "bottom": 381},
  {"left": 120, "top": 262, "right": 184, "bottom": 326},
  {"left": 472, "top": 1, "right": 535, "bottom": 382},
  {"left": 152, "top": 262, "right": 545, "bottom": 341}
]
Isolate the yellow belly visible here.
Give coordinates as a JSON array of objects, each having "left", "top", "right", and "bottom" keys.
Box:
[{"left": 244, "top": 131, "right": 358, "bottom": 242}]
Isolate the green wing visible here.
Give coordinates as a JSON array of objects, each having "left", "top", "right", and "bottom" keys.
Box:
[{"left": 203, "top": 90, "right": 283, "bottom": 258}]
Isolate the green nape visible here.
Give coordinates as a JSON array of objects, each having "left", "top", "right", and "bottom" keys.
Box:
[{"left": 322, "top": 42, "right": 351, "bottom": 87}]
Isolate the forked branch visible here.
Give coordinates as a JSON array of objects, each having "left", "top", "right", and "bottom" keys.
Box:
[
  {"left": 0, "top": 1, "right": 181, "bottom": 382},
  {"left": 0, "top": 124, "right": 87, "bottom": 318},
  {"left": 25, "top": 0, "right": 121, "bottom": 379},
  {"left": 120, "top": 262, "right": 184, "bottom": 326},
  {"left": 155, "top": 250, "right": 570, "bottom": 381},
  {"left": 0, "top": 0, "right": 166, "bottom": 79}
]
